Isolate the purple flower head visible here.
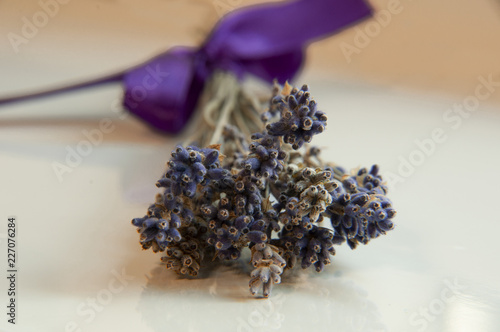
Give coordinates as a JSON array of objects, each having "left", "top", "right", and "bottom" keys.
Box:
[
  {"left": 243, "top": 132, "right": 287, "bottom": 181},
  {"left": 326, "top": 165, "right": 396, "bottom": 249},
  {"left": 297, "top": 226, "right": 337, "bottom": 272},
  {"left": 202, "top": 194, "right": 250, "bottom": 260},
  {"left": 266, "top": 84, "right": 327, "bottom": 149},
  {"left": 233, "top": 175, "right": 265, "bottom": 216},
  {"left": 157, "top": 145, "right": 221, "bottom": 198},
  {"left": 131, "top": 210, "right": 182, "bottom": 252}
]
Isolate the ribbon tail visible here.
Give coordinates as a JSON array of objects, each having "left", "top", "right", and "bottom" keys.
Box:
[{"left": 0, "top": 71, "right": 125, "bottom": 108}]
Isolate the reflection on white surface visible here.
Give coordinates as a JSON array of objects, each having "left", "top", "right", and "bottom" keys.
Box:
[
  {"left": 443, "top": 282, "right": 500, "bottom": 332},
  {"left": 138, "top": 260, "right": 388, "bottom": 332}
]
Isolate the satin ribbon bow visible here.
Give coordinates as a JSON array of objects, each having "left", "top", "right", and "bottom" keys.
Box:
[{"left": 0, "top": 0, "right": 372, "bottom": 133}]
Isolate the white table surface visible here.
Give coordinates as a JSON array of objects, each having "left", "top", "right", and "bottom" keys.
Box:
[{"left": 1, "top": 27, "right": 500, "bottom": 331}]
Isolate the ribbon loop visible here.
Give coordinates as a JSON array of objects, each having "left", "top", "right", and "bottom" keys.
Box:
[{"left": 123, "top": 0, "right": 372, "bottom": 133}]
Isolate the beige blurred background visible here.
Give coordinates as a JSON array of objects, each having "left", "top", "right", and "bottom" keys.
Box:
[{"left": 1, "top": 0, "right": 500, "bottom": 104}]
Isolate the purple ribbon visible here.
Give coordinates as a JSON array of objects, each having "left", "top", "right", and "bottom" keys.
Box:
[{"left": 0, "top": 0, "right": 372, "bottom": 133}]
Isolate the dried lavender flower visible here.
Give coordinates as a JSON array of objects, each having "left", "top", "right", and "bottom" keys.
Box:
[
  {"left": 249, "top": 244, "right": 285, "bottom": 297},
  {"left": 325, "top": 165, "right": 396, "bottom": 249},
  {"left": 162, "top": 223, "right": 206, "bottom": 277},
  {"left": 266, "top": 84, "right": 327, "bottom": 149},
  {"left": 130, "top": 81, "right": 397, "bottom": 297}
]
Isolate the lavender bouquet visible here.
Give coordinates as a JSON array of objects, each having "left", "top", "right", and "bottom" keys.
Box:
[
  {"left": 0, "top": 0, "right": 392, "bottom": 298},
  {"left": 131, "top": 75, "right": 396, "bottom": 297}
]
